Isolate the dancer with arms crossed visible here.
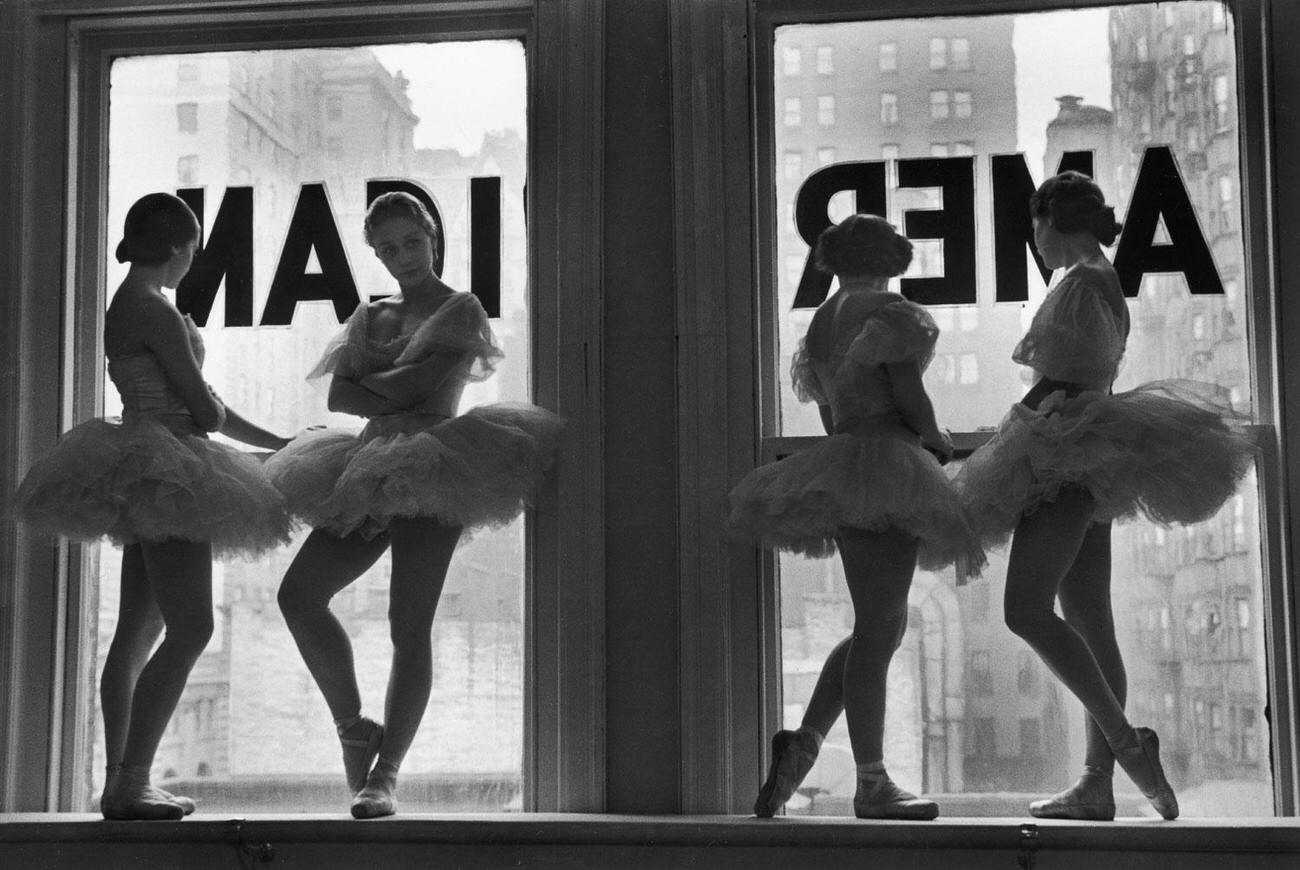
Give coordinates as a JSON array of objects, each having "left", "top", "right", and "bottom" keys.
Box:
[{"left": 269, "top": 192, "right": 562, "bottom": 819}]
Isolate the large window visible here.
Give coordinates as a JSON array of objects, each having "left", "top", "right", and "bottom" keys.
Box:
[
  {"left": 87, "top": 40, "right": 530, "bottom": 814},
  {"left": 766, "top": 2, "right": 1272, "bottom": 817}
]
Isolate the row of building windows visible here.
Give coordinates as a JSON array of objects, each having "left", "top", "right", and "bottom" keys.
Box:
[
  {"left": 780, "top": 90, "right": 975, "bottom": 128},
  {"left": 776, "top": 141, "right": 978, "bottom": 192},
  {"left": 1131, "top": 594, "right": 1255, "bottom": 660},
  {"left": 1121, "top": 68, "right": 1232, "bottom": 138},
  {"left": 782, "top": 38, "right": 974, "bottom": 78}
]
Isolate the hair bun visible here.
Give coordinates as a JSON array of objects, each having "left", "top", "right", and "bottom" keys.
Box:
[{"left": 813, "top": 213, "right": 913, "bottom": 278}]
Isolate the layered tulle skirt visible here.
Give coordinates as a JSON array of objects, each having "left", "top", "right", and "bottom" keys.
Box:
[
  {"left": 15, "top": 418, "right": 293, "bottom": 559},
  {"left": 727, "top": 426, "right": 986, "bottom": 574},
  {"left": 955, "top": 380, "right": 1257, "bottom": 549},
  {"left": 264, "top": 402, "right": 564, "bottom": 539}
]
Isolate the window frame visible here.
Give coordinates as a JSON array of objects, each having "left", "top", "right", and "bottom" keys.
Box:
[
  {"left": 751, "top": 0, "right": 1298, "bottom": 817},
  {"left": 3, "top": 0, "right": 605, "bottom": 814}
]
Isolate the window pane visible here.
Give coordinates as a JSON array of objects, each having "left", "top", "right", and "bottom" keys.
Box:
[
  {"left": 880, "top": 42, "right": 898, "bottom": 72},
  {"left": 817, "top": 45, "right": 835, "bottom": 75},
  {"left": 771, "top": 2, "right": 1271, "bottom": 817},
  {"left": 90, "top": 41, "right": 529, "bottom": 813}
]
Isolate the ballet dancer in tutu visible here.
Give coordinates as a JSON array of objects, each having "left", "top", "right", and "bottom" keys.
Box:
[
  {"left": 16, "top": 192, "right": 294, "bottom": 819},
  {"left": 269, "top": 192, "right": 562, "bottom": 819},
  {"left": 730, "top": 214, "right": 984, "bottom": 820},
  {"left": 955, "top": 171, "right": 1255, "bottom": 820}
]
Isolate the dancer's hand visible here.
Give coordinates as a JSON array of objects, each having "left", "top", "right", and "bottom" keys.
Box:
[{"left": 924, "top": 430, "right": 954, "bottom": 465}]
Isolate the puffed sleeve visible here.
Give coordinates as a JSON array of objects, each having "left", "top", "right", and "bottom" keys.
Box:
[
  {"left": 843, "top": 299, "right": 940, "bottom": 372},
  {"left": 790, "top": 337, "right": 827, "bottom": 405},
  {"left": 306, "top": 303, "right": 370, "bottom": 382},
  {"left": 395, "top": 292, "right": 504, "bottom": 383},
  {"left": 1012, "top": 275, "right": 1125, "bottom": 388}
]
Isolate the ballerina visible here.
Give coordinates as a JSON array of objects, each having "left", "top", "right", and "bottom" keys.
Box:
[
  {"left": 955, "top": 171, "right": 1255, "bottom": 820},
  {"left": 269, "top": 191, "right": 562, "bottom": 819},
  {"left": 730, "top": 213, "right": 984, "bottom": 820},
  {"left": 17, "top": 192, "right": 293, "bottom": 819}
]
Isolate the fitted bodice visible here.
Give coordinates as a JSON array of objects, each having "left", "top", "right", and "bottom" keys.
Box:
[
  {"left": 793, "top": 293, "right": 938, "bottom": 436},
  {"left": 107, "top": 314, "right": 206, "bottom": 434}
]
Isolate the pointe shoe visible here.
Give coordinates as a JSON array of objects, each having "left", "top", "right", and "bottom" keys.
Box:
[
  {"left": 339, "top": 717, "right": 384, "bottom": 796},
  {"left": 1113, "top": 727, "right": 1179, "bottom": 820},
  {"left": 753, "top": 729, "right": 820, "bottom": 818},
  {"left": 101, "top": 786, "right": 186, "bottom": 821},
  {"left": 853, "top": 773, "right": 939, "bottom": 820},
  {"left": 1029, "top": 769, "right": 1116, "bottom": 821},
  {"left": 151, "top": 786, "right": 196, "bottom": 816},
  {"left": 100, "top": 765, "right": 186, "bottom": 821},
  {"left": 351, "top": 767, "right": 397, "bottom": 819}
]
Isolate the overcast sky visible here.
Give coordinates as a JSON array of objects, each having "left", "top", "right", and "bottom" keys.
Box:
[
  {"left": 1014, "top": 8, "right": 1112, "bottom": 175},
  {"left": 373, "top": 11, "right": 1110, "bottom": 172},
  {"left": 371, "top": 40, "right": 526, "bottom": 155}
]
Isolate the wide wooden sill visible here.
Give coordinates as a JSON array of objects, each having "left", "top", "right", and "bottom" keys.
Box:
[{"left": 3, "top": 813, "right": 1299, "bottom": 869}]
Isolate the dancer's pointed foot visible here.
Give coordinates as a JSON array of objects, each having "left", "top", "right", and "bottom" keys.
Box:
[
  {"left": 351, "top": 758, "right": 398, "bottom": 819},
  {"left": 753, "top": 728, "right": 821, "bottom": 818},
  {"left": 1030, "top": 766, "right": 1115, "bottom": 821},
  {"left": 100, "top": 765, "right": 185, "bottom": 821},
  {"left": 153, "top": 787, "right": 196, "bottom": 816},
  {"left": 337, "top": 715, "right": 384, "bottom": 796},
  {"left": 853, "top": 764, "right": 939, "bottom": 820},
  {"left": 1112, "top": 726, "right": 1179, "bottom": 820}
]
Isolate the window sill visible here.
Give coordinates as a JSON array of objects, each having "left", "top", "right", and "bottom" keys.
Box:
[{"left": 2, "top": 813, "right": 1298, "bottom": 869}]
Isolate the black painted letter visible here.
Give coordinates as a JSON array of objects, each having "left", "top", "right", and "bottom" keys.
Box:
[
  {"left": 897, "top": 157, "right": 976, "bottom": 305},
  {"left": 176, "top": 187, "right": 254, "bottom": 327},
  {"left": 990, "top": 151, "right": 1094, "bottom": 302},
  {"left": 261, "top": 184, "right": 360, "bottom": 325},
  {"left": 1114, "top": 145, "right": 1223, "bottom": 296},
  {"left": 791, "top": 162, "right": 888, "bottom": 309}
]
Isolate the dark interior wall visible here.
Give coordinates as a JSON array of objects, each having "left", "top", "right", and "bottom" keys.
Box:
[{"left": 602, "top": 0, "right": 682, "bottom": 813}]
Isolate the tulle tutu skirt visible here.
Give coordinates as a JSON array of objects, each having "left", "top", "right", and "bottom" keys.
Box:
[
  {"left": 956, "top": 379, "right": 1257, "bottom": 549},
  {"left": 15, "top": 418, "right": 293, "bottom": 559},
  {"left": 265, "top": 402, "right": 564, "bottom": 539},
  {"left": 727, "top": 426, "right": 986, "bottom": 575}
]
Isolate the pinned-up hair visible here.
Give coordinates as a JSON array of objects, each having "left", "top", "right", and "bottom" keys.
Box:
[
  {"left": 813, "top": 213, "right": 914, "bottom": 278},
  {"left": 114, "top": 193, "right": 200, "bottom": 265},
  {"left": 363, "top": 191, "right": 440, "bottom": 249},
  {"left": 1030, "top": 170, "right": 1123, "bottom": 246}
]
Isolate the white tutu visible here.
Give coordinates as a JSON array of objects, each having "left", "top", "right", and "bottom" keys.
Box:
[
  {"left": 265, "top": 402, "right": 564, "bottom": 539},
  {"left": 15, "top": 417, "right": 292, "bottom": 559},
  {"left": 956, "top": 379, "right": 1257, "bottom": 549},
  {"left": 728, "top": 424, "right": 986, "bottom": 574}
]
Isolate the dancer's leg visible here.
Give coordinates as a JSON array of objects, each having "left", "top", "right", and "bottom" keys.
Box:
[
  {"left": 351, "top": 516, "right": 460, "bottom": 818},
  {"left": 802, "top": 636, "right": 851, "bottom": 738},
  {"left": 1057, "top": 521, "right": 1125, "bottom": 775},
  {"left": 100, "top": 544, "right": 164, "bottom": 769},
  {"left": 753, "top": 636, "right": 847, "bottom": 817},
  {"left": 119, "top": 539, "right": 214, "bottom": 767},
  {"left": 837, "top": 528, "right": 915, "bottom": 764},
  {"left": 1027, "top": 520, "right": 1122, "bottom": 819},
  {"left": 838, "top": 527, "right": 937, "bottom": 820},
  {"left": 1003, "top": 491, "right": 1127, "bottom": 739},
  {"left": 103, "top": 539, "right": 212, "bottom": 819},
  {"left": 277, "top": 528, "right": 390, "bottom": 721},
  {"left": 1010, "top": 499, "right": 1175, "bottom": 818}
]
